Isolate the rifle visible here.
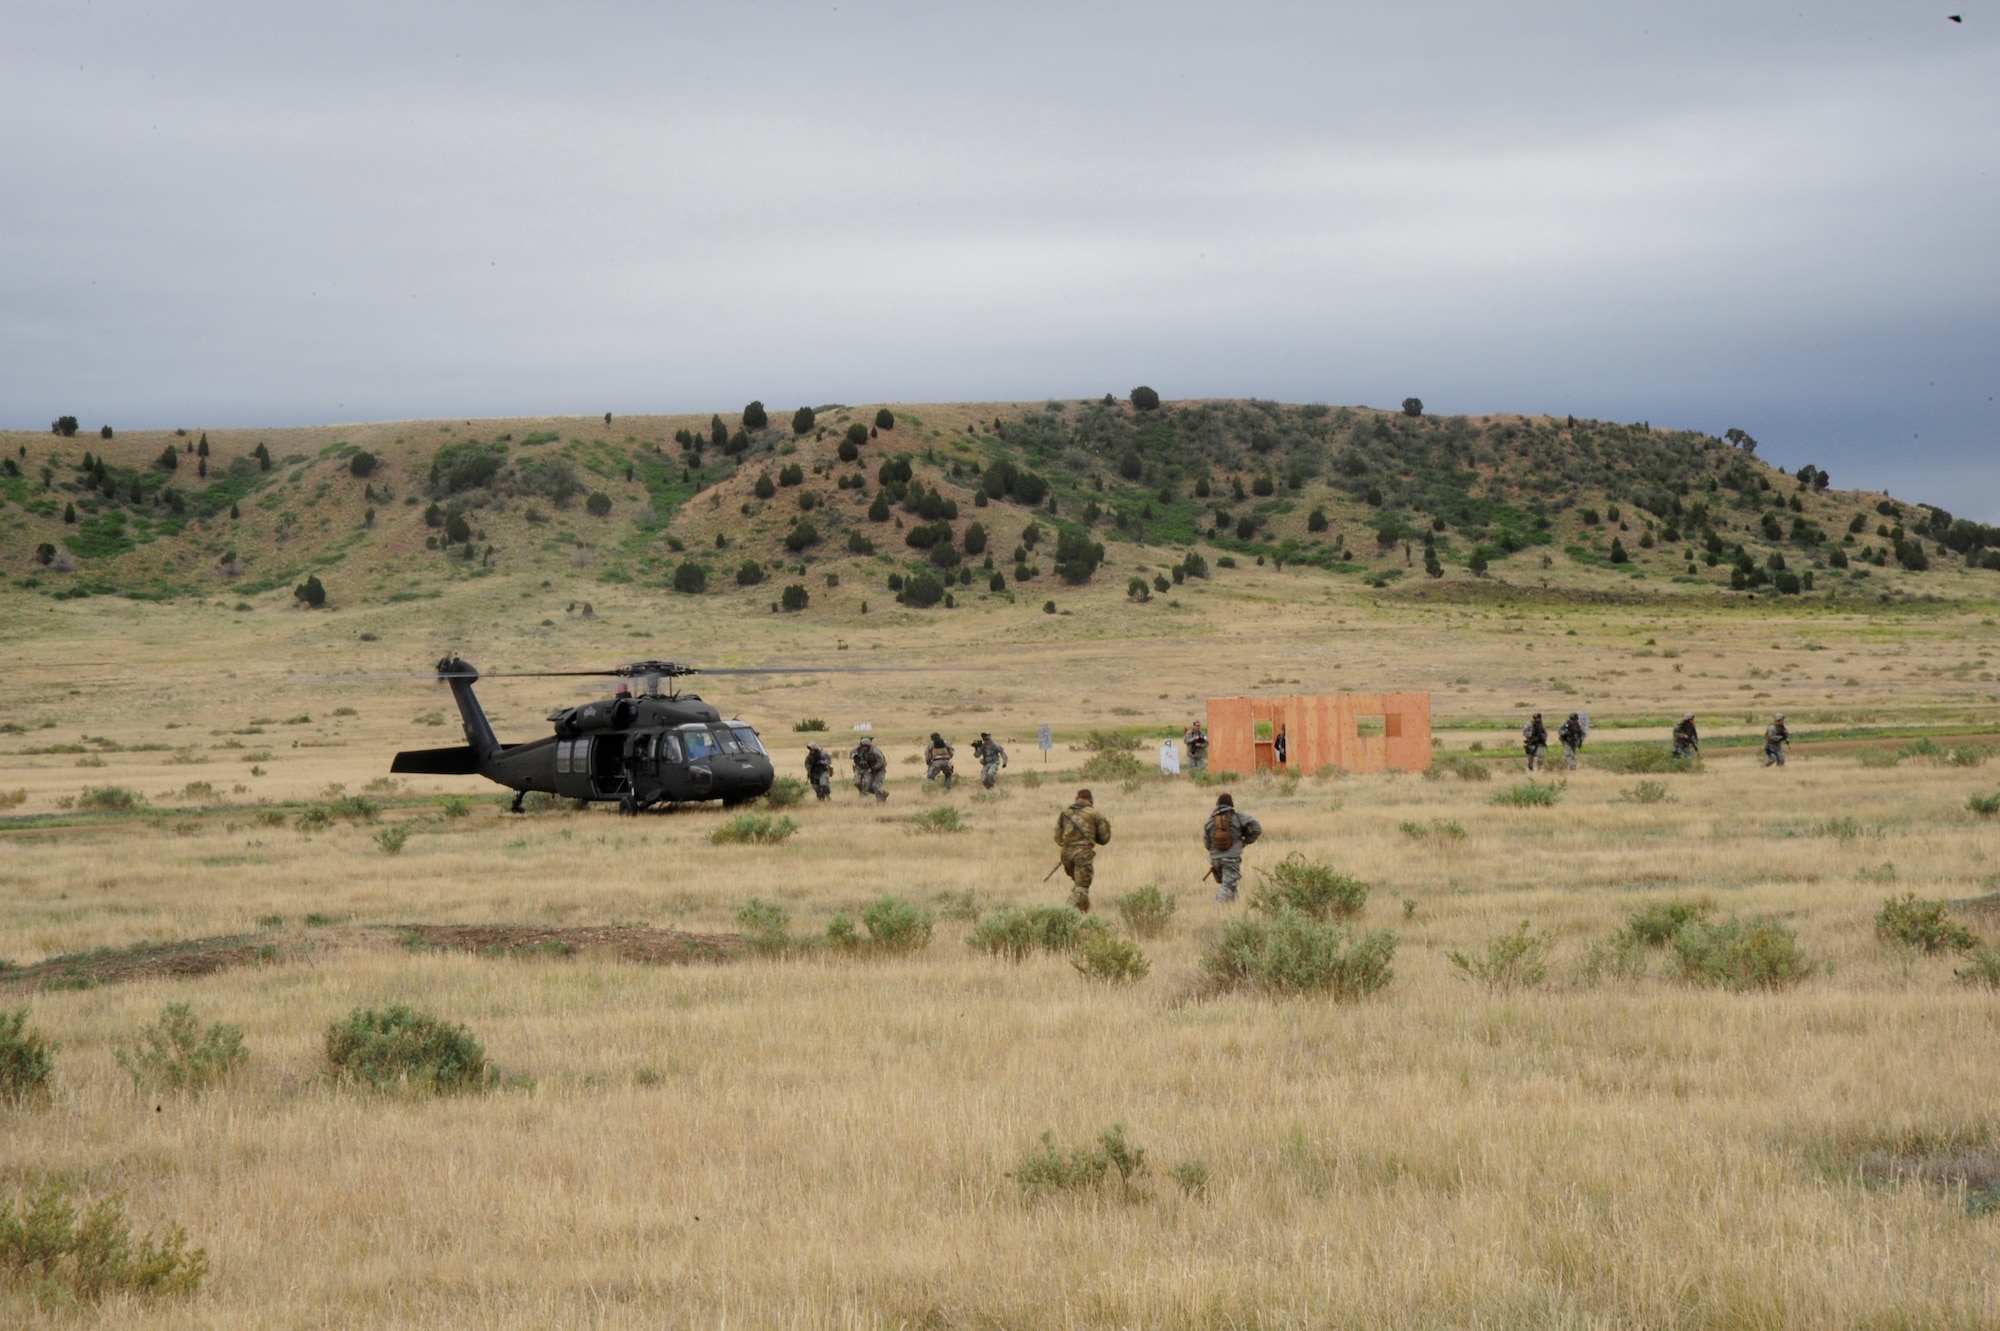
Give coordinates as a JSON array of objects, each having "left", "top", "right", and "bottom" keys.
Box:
[{"left": 1043, "top": 861, "right": 1066, "bottom": 883}]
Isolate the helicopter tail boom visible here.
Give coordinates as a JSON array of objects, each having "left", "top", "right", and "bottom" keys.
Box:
[{"left": 390, "top": 745, "right": 484, "bottom": 776}]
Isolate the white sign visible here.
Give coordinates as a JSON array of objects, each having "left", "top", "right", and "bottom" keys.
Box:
[
  {"left": 851, "top": 721, "right": 873, "bottom": 731},
  {"left": 1037, "top": 724, "right": 1052, "bottom": 752},
  {"left": 1159, "top": 739, "right": 1181, "bottom": 776}
]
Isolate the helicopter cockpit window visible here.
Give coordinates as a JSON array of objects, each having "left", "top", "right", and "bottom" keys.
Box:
[
  {"left": 656, "top": 733, "right": 682, "bottom": 763},
  {"left": 679, "top": 728, "right": 719, "bottom": 761},
  {"left": 729, "top": 726, "right": 765, "bottom": 755},
  {"left": 714, "top": 728, "right": 743, "bottom": 755}
]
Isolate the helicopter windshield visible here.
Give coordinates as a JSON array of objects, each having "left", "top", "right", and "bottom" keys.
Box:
[
  {"left": 730, "top": 725, "right": 765, "bottom": 756},
  {"left": 679, "top": 728, "right": 719, "bottom": 761}
]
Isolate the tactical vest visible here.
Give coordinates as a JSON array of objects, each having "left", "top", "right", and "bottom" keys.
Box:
[{"left": 1209, "top": 808, "right": 1236, "bottom": 852}]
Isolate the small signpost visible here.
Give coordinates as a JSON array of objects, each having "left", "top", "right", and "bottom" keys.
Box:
[{"left": 1038, "top": 723, "right": 1052, "bottom": 762}]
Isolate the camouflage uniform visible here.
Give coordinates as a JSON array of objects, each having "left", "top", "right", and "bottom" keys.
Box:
[
  {"left": 923, "top": 733, "right": 956, "bottom": 791},
  {"left": 1522, "top": 714, "right": 1548, "bottom": 771},
  {"left": 1202, "top": 798, "right": 1263, "bottom": 904},
  {"left": 804, "top": 744, "right": 833, "bottom": 801},
  {"left": 1763, "top": 716, "right": 1790, "bottom": 768},
  {"left": 1054, "top": 792, "right": 1113, "bottom": 912},
  {"left": 972, "top": 733, "right": 1008, "bottom": 789},
  {"left": 1673, "top": 715, "right": 1700, "bottom": 760},
  {"left": 1557, "top": 714, "right": 1585, "bottom": 771},
  {"left": 850, "top": 739, "right": 888, "bottom": 802},
  {"left": 1184, "top": 723, "right": 1209, "bottom": 770}
]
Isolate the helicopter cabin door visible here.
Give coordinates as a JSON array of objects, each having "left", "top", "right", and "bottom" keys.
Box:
[{"left": 588, "top": 734, "right": 631, "bottom": 799}]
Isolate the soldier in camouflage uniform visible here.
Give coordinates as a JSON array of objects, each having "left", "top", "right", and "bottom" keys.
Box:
[
  {"left": 1522, "top": 712, "right": 1549, "bottom": 771},
  {"left": 1053, "top": 788, "right": 1112, "bottom": 912},
  {"left": 804, "top": 743, "right": 834, "bottom": 801},
  {"left": 1202, "top": 792, "right": 1263, "bottom": 904},
  {"left": 1672, "top": 714, "right": 1700, "bottom": 760},
  {"left": 850, "top": 736, "right": 888, "bottom": 803},
  {"left": 1184, "top": 720, "right": 1209, "bottom": 770},
  {"left": 1763, "top": 714, "right": 1790, "bottom": 767},
  {"left": 971, "top": 732, "right": 1007, "bottom": 788},
  {"left": 923, "top": 732, "right": 956, "bottom": 791},
  {"left": 1557, "top": 713, "right": 1586, "bottom": 770}
]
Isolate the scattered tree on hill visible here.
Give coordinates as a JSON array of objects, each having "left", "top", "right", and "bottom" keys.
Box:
[
  {"left": 837, "top": 438, "right": 859, "bottom": 462},
  {"left": 1425, "top": 545, "right": 1444, "bottom": 578},
  {"left": 736, "top": 560, "right": 765, "bottom": 586},
  {"left": 783, "top": 520, "right": 820, "bottom": 552},
  {"left": 445, "top": 511, "right": 472, "bottom": 545},
  {"left": 196, "top": 436, "right": 208, "bottom": 458},
  {"left": 1402, "top": 397, "right": 1423, "bottom": 417},
  {"left": 586, "top": 491, "right": 612, "bottom": 517},
  {"left": 875, "top": 408, "right": 895, "bottom": 430},
  {"left": 710, "top": 415, "right": 728, "bottom": 450},
  {"left": 51, "top": 416, "right": 78, "bottom": 437},
  {"left": 1053, "top": 530, "right": 1104, "bottom": 584},
  {"left": 673, "top": 562, "right": 708, "bottom": 594},
  {"left": 743, "top": 401, "right": 768, "bottom": 431},
  {"left": 100, "top": 424, "right": 114, "bottom": 439},
  {"left": 1468, "top": 548, "right": 1489, "bottom": 576},
  {"left": 792, "top": 406, "right": 816, "bottom": 435},
  {"left": 157, "top": 445, "right": 179, "bottom": 472},
  {"left": 901, "top": 571, "right": 945, "bottom": 607},
  {"left": 780, "top": 583, "right": 809, "bottom": 612},
  {"left": 779, "top": 463, "right": 804, "bottom": 487},
  {"left": 294, "top": 574, "right": 327, "bottom": 608},
  {"left": 1131, "top": 386, "right": 1160, "bottom": 411},
  {"left": 1724, "top": 427, "right": 1757, "bottom": 455},
  {"left": 754, "top": 472, "right": 776, "bottom": 499},
  {"left": 348, "top": 450, "right": 377, "bottom": 478},
  {"left": 844, "top": 422, "right": 868, "bottom": 451},
  {"left": 253, "top": 442, "right": 271, "bottom": 471},
  {"left": 1609, "top": 537, "right": 1629, "bottom": 564},
  {"left": 727, "top": 429, "right": 749, "bottom": 455},
  {"left": 63, "top": 502, "right": 75, "bottom": 523},
  {"left": 962, "top": 522, "right": 987, "bottom": 556},
  {"left": 1307, "top": 507, "right": 1328, "bottom": 532}
]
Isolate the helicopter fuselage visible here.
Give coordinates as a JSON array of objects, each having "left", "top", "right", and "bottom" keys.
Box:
[{"left": 390, "top": 659, "right": 775, "bottom": 811}]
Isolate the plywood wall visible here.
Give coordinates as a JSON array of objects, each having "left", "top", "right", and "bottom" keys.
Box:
[{"left": 1205, "top": 692, "right": 1431, "bottom": 775}]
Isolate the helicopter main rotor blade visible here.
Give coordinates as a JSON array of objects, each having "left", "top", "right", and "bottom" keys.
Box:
[{"left": 291, "top": 664, "right": 937, "bottom": 682}]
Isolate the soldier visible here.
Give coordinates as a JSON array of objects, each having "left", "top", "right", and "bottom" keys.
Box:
[
  {"left": 923, "top": 731, "right": 956, "bottom": 791},
  {"left": 1184, "top": 720, "right": 1209, "bottom": 770},
  {"left": 1557, "top": 712, "right": 1586, "bottom": 770},
  {"left": 971, "top": 731, "right": 1008, "bottom": 788},
  {"left": 1672, "top": 713, "right": 1700, "bottom": 760},
  {"left": 850, "top": 735, "right": 888, "bottom": 803},
  {"left": 1053, "top": 787, "right": 1112, "bottom": 912},
  {"left": 1522, "top": 712, "right": 1548, "bottom": 771},
  {"left": 1763, "top": 714, "right": 1790, "bottom": 767},
  {"left": 804, "top": 742, "right": 833, "bottom": 801},
  {"left": 1202, "top": 791, "right": 1263, "bottom": 904}
]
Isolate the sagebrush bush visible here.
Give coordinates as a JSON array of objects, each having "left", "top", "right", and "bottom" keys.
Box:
[
  {"left": 1250, "top": 853, "right": 1368, "bottom": 920},
  {"left": 1426, "top": 753, "right": 1491, "bottom": 782},
  {"left": 966, "top": 908, "right": 1037, "bottom": 961},
  {"left": 1170, "top": 1157, "right": 1211, "bottom": 1198},
  {"left": 324, "top": 1005, "right": 492, "bottom": 1093},
  {"left": 1969, "top": 792, "right": 2000, "bottom": 817},
  {"left": 76, "top": 785, "right": 142, "bottom": 812},
  {"left": 1, "top": 1007, "right": 56, "bottom": 1104},
  {"left": 761, "top": 776, "right": 807, "bottom": 809},
  {"left": 1012, "top": 1123, "right": 1147, "bottom": 1200},
  {"left": 373, "top": 824, "right": 411, "bottom": 854},
  {"left": 1955, "top": 946, "right": 2000, "bottom": 988},
  {"left": 1669, "top": 917, "right": 1809, "bottom": 991},
  {"left": 1622, "top": 780, "right": 1672, "bottom": 804},
  {"left": 912, "top": 806, "right": 965, "bottom": 833},
  {"left": 792, "top": 717, "right": 828, "bottom": 732},
  {"left": 710, "top": 813, "right": 798, "bottom": 845},
  {"left": 858, "top": 896, "right": 934, "bottom": 954},
  {"left": 115, "top": 1003, "right": 246, "bottom": 1093},
  {"left": 0, "top": 1184, "right": 208, "bottom": 1301},
  {"left": 1448, "top": 920, "right": 1549, "bottom": 993},
  {"left": 1491, "top": 779, "right": 1565, "bottom": 807},
  {"left": 1115, "top": 886, "right": 1177, "bottom": 938},
  {"left": 735, "top": 898, "right": 793, "bottom": 955},
  {"left": 1072, "top": 930, "right": 1150, "bottom": 984},
  {"left": 1875, "top": 894, "right": 1981, "bottom": 954},
  {"left": 1200, "top": 910, "right": 1396, "bottom": 1000},
  {"left": 1622, "top": 900, "right": 1712, "bottom": 947},
  {"left": 1080, "top": 749, "right": 1144, "bottom": 782},
  {"left": 1592, "top": 746, "right": 1698, "bottom": 774},
  {"left": 1399, "top": 819, "right": 1466, "bottom": 840}
]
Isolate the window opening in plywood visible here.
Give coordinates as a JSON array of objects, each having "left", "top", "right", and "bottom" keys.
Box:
[{"left": 1357, "top": 715, "right": 1385, "bottom": 737}]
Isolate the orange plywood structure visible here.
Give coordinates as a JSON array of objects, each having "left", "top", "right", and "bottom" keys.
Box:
[{"left": 1206, "top": 692, "right": 1431, "bottom": 775}]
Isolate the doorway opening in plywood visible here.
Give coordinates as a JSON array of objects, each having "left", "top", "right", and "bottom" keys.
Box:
[{"left": 1357, "top": 715, "right": 1385, "bottom": 737}]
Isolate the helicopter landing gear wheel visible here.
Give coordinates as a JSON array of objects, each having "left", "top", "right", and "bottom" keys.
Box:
[
  {"left": 510, "top": 791, "right": 525, "bottom": 814},
  {"left": 618, "top": 792, "right": 638, "bottom": 817}
]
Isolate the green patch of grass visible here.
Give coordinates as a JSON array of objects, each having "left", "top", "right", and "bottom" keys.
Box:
[
  {"left": 1621, "top": 780, "right": 1672, "bottom": 804},
  {"left": 735, "top": 898, "right": 793, "bottom": 955},
  {"left": 75, "top": 785, "right": 142, "bottom": 813},
  {"left": 1011, "top": 1123, "right": 1148, "bottom": 1202},
  {"left": 1491, "top": 779, "right": 1565, "bottom": 807},
  {"left": 1425, "top": 753, "right": 1492, "bottom": 782},
  {"left": 1399, "top": 818, "right": 1466, "bottom": 841},
  {"left": 1590, "top": 745, "right": 1700, "bottom": 774},
  {"left": 114, "top": 1003, "right": 246, "bottom": 1093},
  {"left": 710, "top": 813, "right": 798, "bottom": 845},
  {"left": 1669, "top": 917, "right": 1809, "bottom": 991},
  {"left": 323, "top": 1005, "right": 494, "bottom": 1094},
  {"left": 1448, "top": 919, "right": 1550, "bottom": 993},
  {"left": 1969, "top": 792, "right": 2000, "bottom": 817},
  {"left": 912, "top": 805, "right": 965, "bottom": 833},
  {"left": 373, "top": 823, "right": 411, "bottom": 854}
]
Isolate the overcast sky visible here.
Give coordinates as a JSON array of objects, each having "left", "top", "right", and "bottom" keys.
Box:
[{"left": 3, "top": 2, "right": 1995, "bottom": 515}]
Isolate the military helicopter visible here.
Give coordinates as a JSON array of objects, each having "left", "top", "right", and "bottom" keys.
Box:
[{"left": 389, "top": 655, "right": 787, "bottom": 813}]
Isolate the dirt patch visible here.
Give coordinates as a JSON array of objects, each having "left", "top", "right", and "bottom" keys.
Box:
[
  {"left": 1, "top": 924, "right": 743, "bottom": 994},
  {"left": 396, "top": 924, "right": 743, "bottom": 965}
]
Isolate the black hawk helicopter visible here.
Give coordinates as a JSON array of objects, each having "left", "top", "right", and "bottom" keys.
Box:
[{"left": 389, "top": 656, "right": 782, "bottom": 813}]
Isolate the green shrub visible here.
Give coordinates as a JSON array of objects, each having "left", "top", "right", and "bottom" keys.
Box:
[
  {"left": 1026, "top": 905, "right": 1085, "bottom": 951},
  {"left": 1575, "top": 933, "right": 1652, "bottom": 984},
  {"left": 912, "top": 805, "right": 964, "bottom": 833},
  {"left": 967, "top": 908, "right": 1037, "bottom": 961},
  {"left": 1080, "top": 748, "right": 1144, "bottom": 782},
  {"left": 1899, "top": 737, "right": 1947, "bottom": 764},
  {"left": 1398, "top": 818, "right": 1466, "bottom": 840},
  {"left": 1115, "top": 886, "right": 1177, "bottom": 938},
  {"left": 1955, "top": 946, "right": 2000, "bottom": 988},
  {"left": 1012, "top": 1123, "right": 1147, "bottom": 1200},
  {"left": 859, "top": 896, "right": 933, "bottom": 953},
  {"left": 735, "top": 898, "right": 793, "bottom": 955},
  {"left": 1622, "top": 900, "right": 1712, "bottom": 947},
  {"left": 792, "top": 717, "right": 828, "bottom": 732},
  {"left": 1491, "top": 779, "right": 1565, "bottom": 807},
  {"left": 324, "top": 1005, "right": 492, "bottom": 1093},
  {"left": 1072, "top": 929, "right": 1149, "bottom": 983},
  {"left": 295, "top": 806, "right": 334, "bottom": 832},
  {"left": 1669, "top": 917, "right": 1809, "bottom": 991},
  {"left": 1856, "top": 746, "right": 1901, "bottom": 769},
  {"left": 1621, "top": 780, "right": 1673, "bottom": 804},
  {"left": 1875, "top": 894, "right": 1981, "bottom": 954},
  {"left": 1448, "top": 920, "right": 1549, "bottom": 993},
  {"left": 1170, "top": 1157, "right": 1210, "bottom": 1198},
  {"left": 672, "top": 561, "right": 707, "bottom": 594},
  {"left": 1946, "top": 745, "right": 1992, "bottom": 767},
  {"left": 115, "top": 1003, "right": 246, "bottom": 1093},
  {"left": 1426, "top": 753, "right": 1491, "bottom": 782},
  {"left": 710, "top": 813, "right": 798, "bottom": 844},
  {"left": 1591, "top": 746, "right": 1698, "bottom": 774},
  {"left": 373, "top": 824, "right": 411, "bottom": 854},
  {"left": 1, "top": 1007, "right": 56, "bottom": 1104},
  {"left": 1250, "top": 853, "right": 1368, "bottom": 920},
  {"left": 1200, "top": 910, "right": 1396, "bottom": 999},
  {"left": 761, "top": 776, "right": 808, "bottom": 809},
  {"left": 0, "top": 1184, "right": 208, "bottom": 1300},
  {"left": 75, "top": 785, "right": 142, "bottom": 812},
  {"left": 440, "top": 795, "right": 470, "bottom": 819},
  {"left": 328, "top": 795, "right": 378, "bottom": 821},
  {"left": 1969, "top": 792, "right": 2000, "bottom": 817}
]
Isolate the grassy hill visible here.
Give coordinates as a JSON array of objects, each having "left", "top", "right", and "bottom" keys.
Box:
[{"left": 5, "top": 397, "right": 1999, "bottom": 613}]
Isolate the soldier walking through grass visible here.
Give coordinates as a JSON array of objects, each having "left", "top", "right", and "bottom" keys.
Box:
[
  {"left": 1053, "top": 788, "right": 1112, "bottom": 913},
  {"left": 851, "top": 735, "right": 888, "bottom": 803},
  {"left": 1202, "top": 791, "right": 1262, "bottom": 904},
  {"left": 804, "top": 743, "right": 833, "bottom": 801},
  {"left": 924, "top": 732, "right": 956, "bottom": 791},
  {"left": 1522, "top": 712, "right": 1548, "bottom": 771},
  {"left": 1763, "top": 714, "right": 1790, "bottom": 767},
  {"left": 972, "top": 732, "right": 1007, "bottom": 788},
  {"left": 1558, "top": 712, "right": 1586, "bottom": 770},
  {"left": 1184, "top": 720, "right": 1209, "bottom": 770},
  {"left": 1673, "top": 713, "right": 1700, "bottom": 760}
]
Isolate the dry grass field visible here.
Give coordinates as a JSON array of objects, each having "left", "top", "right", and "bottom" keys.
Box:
[{"left": 5, "top": 544, "right": 2000, "bottom": 1327}]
